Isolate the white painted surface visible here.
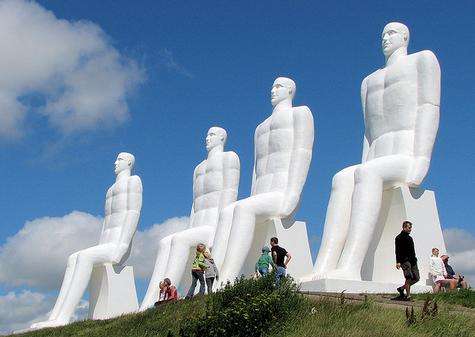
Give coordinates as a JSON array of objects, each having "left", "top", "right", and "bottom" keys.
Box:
[
  {"left": 89, "top": 264, "right": 139, "bottom": 319},
  {"left": 31, "top": 153, "right": 142, "bottom": 329},
  {"left": 141, "top": 127, "right": 240, "bottom": 310},
  {"left": 212, "top": 77, "right": 315, "bottom": 285},
  {"left": 301, "top": 186, "right": 446, "bottom": 293},
  {"left": 238, "top": 218, "right": 313, "bottom": 281},
  {"left": 311, "top": 22, "right": 441, "bottom": 282}
]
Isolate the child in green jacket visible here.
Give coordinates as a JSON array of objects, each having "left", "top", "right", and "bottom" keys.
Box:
[
  {"left": 255, "top": 246, "right": 275, "bottom": 276},
  {"left": 185, "top": 243, "right": 207, "bottom": 299}
]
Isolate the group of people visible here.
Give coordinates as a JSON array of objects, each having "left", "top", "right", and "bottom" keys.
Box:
[
  {"left": 394, "top": 221, "right": 468, "bottom": 301},
  {"left": 153, "top": 237, "right": 291, "bottom": 306}
]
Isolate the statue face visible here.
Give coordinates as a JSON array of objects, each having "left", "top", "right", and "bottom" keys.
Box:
[
  {"left": 206, "top": 127, "right": 224, "bottom": 151},
  {"left": 114, "top": 153, "right": 131, "bottom": 175},
  {"left": 271, "top": 79, "right": 292, "bottom": 107},
  {"left": 382, "top": 24, "right": 407, "bottom": 57}
]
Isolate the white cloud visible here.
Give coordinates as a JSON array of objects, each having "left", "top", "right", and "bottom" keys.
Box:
[
  {"left": 0, "top": 291, "right": 88, "bottom": 334},
  {"left": 0, "top": 211, "right": 189, "bottom": 332},
  {"left": 0, "top": 212, "right": 189, "bottom": 290},
  {"left": 0, "top": 211, "right": 103, "bottom": 290},
  {"left": 443, "top": 228, "right": 475, "bottom": 285},
  {"left": 129, "top": 216, "right": 189, "bottom": 279},
  {"left": 0, "top": 0, "right": 143, "bottom": 139}
]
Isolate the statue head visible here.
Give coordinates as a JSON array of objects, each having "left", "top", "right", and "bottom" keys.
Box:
[
  {"left": 114, "top": 152, "right": 135, "bottom": 175},
  {"left": 382, "top": 22, "right": 409, "bottom": 58},
  {"left": 271, "top": 77, "right": 296, "bottom": 107},
  {"left": 206, "top": 126, "right": 227, "bottom": 152}
]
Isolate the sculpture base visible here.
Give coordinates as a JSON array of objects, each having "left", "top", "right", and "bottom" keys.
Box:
[
  {"left": 88, "top": 264, "right": 139, "bottom": 320},
  {"left": 300, "top": 186, "right": 445, "bottom": 294},
  {"left": 242, "top": 218, "right": 313, "bottom": 279},
  {"left": 300, "top": 278, "right": 432, "bottom": 294}
]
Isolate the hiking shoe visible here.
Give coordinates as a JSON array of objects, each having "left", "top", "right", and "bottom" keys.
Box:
[
  {"left": 397, "top": 286, "right": 405, "bottom": 297},
  {"left": 391, "top": 294, "right": 406, "bottom": 301}
]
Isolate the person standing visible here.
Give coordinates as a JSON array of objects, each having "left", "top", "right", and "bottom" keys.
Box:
[
  {"left": 185, "top": 243, "right": 207, "bottom": 299},
  {"left": 204, "top": 251, "right": 219, "bottom": 294},
  {"left": 394, "top": 221, "right": 419, "bottom": 300},
  {"left": 255, "top": 246, "right": 275, "bottom": 277},
  {"left": 270, "top": 237, "right": 291, "bottom": 286}
]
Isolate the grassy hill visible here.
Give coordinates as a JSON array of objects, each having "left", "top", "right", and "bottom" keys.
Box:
[{"left": 12, "top": 276, "right": 475, "bottom": 337}]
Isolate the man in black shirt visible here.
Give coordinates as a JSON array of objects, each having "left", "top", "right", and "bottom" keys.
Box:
[
  {"left": 394, "top": 221, "right": 419, "bottom": 300},
  {"left": 270, "top": 237, "right": 292, "bottom": 286}
]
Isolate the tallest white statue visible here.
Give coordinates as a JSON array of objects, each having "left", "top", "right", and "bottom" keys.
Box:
[{"left": 311, "top": 22, "right": 441, "bottom": 282}]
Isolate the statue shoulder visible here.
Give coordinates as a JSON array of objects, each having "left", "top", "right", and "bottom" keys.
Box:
[
  {"left": 223, "top": 151, "right": 240, "bottom": 168},
  {"left": 128, "top": 175, "right": 143, "bottom": 191},
  {"left": 414, "top": 50, "right": 439, "bottom": 68},
  {"left": 293, "top": 105, "right": 314, "bottom": 123}
]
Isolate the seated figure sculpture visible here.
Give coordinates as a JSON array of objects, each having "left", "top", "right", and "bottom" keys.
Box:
[
  {"left": 31, "top": 152, "right": 142, "bottom": 328},
  {"left": 140, "top": 127, "right": 239, "bottom": 310},
  {"left": 310, "top": 22, "right": 441, "bottom": 281},
  {"left": 212, "top": 77, "right": 314, "bottom": 284}
]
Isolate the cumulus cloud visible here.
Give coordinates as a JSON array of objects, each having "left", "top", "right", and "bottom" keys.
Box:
[
  {"left": 0, "top": 211, "right": 188, "bottom": 332},
  {"left": 0, "top": 0, "right": 143, "bottom": 139},
  {"left": 0, "top": 212, "right": 189, "bottom": 290},
  {"left": 0, "top": 291, "right": 88, "bottom": 334},
  {"left": 0, "top": 211, "right": 103, "bottom": 290},
  {"left": 443, "top": 228, "right": 475, "bottom": 285},
  {"left": 129, "top": 216, "right": 189, "bottom": 278}
]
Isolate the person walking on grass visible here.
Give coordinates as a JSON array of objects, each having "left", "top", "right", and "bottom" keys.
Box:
[
  {"left": 255, "top": 246, "right": 275, "bottom": 277},
  {"left": 394, "top": 221, "right": 419, "bottom": 301},
  {"left": 185, "top": 243, "right": 207, "bottom": 299},
  {"left": 204, "top": 250, "right": 219, "bottom": 294},
  {"left": 270, "top": 237, "right": 291, "bottom": 286}
]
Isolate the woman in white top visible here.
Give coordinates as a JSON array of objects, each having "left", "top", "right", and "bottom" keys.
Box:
[{"left": 429, "top": 248, "right": 457, "bottom": 293}]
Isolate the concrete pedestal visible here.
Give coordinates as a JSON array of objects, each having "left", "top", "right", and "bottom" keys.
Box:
[
  {"left": 301, "top": 186, "right": 445, "bottom": 293},
  {"left": 241, "top": 218, "right": 313, "bottom": 279},
  {"left": 88, "top": 264, "right": 139, "bottom": 320}
]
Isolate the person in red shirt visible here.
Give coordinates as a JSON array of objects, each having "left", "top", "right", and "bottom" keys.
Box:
[{"left": 154, "top": 278, "right": 178, "bottom": 307}]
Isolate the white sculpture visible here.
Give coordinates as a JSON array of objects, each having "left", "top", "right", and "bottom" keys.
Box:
[
  {"left": 310, "top": 22, "right": 440, "bottom": 282},
  {"left": 31, "top": 152, "right": 142, "bottom": 328},
  {"left": 212, "top": 77, "right": 314, "bottom": 284},
  {"left": 140, "top": 127, "right": 239, "bottom": 310}
]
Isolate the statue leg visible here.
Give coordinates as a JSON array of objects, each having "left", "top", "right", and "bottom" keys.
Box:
[
  {"left": 31, "top": 252, "right": 80, "bottom": 328},
  {"left": 312, "top": 166, "right": 358, "bottom": 279},
  {"left": 140, "top": 234, "right": 174, "bottom": 310},
  {"left": 219, "top": 193, "right": 282, "bottom": 284},
  {"left": 328, "top": 156, "right": 412, "bottom": 281},
  {"left": 165, "top": 226, "right": 213, "bottom": 290},
  {"left": 36, "top": 245, "right": 115, "bottom": 328},
  {"left": 211, "top": 203, "right": 236, "bottom": 272}
]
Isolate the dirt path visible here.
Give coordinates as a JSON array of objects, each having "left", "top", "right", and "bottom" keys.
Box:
[{"left": 300, "top": 291, "right": 475, "bottom": 316}]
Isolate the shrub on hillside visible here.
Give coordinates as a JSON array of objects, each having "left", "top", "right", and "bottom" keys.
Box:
[{"left": 179, "top": 273, "right": 304, "bottom": 337}]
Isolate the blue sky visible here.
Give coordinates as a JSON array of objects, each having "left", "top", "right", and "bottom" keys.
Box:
[{"left": 0, "top": 0, "right": 474, "bottom": 331}]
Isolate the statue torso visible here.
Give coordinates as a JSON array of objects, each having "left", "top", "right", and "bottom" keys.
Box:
[
  {"left": 364, "top": 53, "right": 421, "bottom": 161},
  {"left": 100, "top": 177, "right": 132, "bottom": 244},
  {"left": 253, "top": 107, "right": 294, "bottom": 195},
  {"left": 190, "top": 152, "right": 227, "bottom": 228}
]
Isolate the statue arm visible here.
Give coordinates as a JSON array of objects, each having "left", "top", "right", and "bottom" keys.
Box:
[
  {"left": 114, "top": 176, "right": 143, "bottom": 263},
  {"left": 281, "top": 106, "right": 315, "bottom": 216},
  {"left": 251, "top": 129, "right": 258, "bottom": 195},
  {"left": 408, "top": 51, "right": 441, "bottom": 186},
  {"left": 219, "top": 152, "right": 240, "bottom": 209},
  {"left": 189, "top": 166, "right": 199, "bottom": 226},
  {"left": 361, "top": 77, "right": 370, "bottom": 163}
]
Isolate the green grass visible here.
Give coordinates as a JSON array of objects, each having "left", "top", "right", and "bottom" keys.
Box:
[
  {"left": 412, "top": 289, "right": 475, "bottom": 309},
  {"left": 11, "top": 277, "right": 475, "bottom": 337}
]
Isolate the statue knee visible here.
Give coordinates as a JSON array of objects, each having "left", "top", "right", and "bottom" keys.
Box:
[
  {"left": 332, "top": 170, "right": 352, "bottom": 189},
  {"left": 159, "top": 235, "right": 174, "bottom": 249},
  {"left": 67, "top": 252, "right": 79, "bottom": 266},
  {"left": 170, "top": 234, "right": 186, "bottom": 251},
  {"left": 354, "top": 166, "right": 377, "bottom": 184}
]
